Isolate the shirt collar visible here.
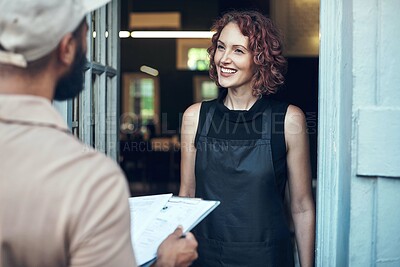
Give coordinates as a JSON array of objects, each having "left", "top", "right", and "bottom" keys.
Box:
[{"left": 0, "top": 94, "right": 69, "bottom": 132}]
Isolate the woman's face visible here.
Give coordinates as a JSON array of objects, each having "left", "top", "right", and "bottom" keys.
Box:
[{"left": 214, "top": 22, "right": 255, "bottom": 91}]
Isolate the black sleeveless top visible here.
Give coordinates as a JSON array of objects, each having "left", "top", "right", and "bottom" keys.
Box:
[
  {"left": 193, "top": 89, "right": 294, "bottom": 266},
  {"left": 195, "top": 89, "right": 290, "bottom": 199}
]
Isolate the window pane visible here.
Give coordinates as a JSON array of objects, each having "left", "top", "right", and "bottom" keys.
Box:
[
  {"left": 188, "top": 48, "right": 209, "bottom": 70},
  {"left": 140, "top": 79, "right": 155, "bottom": 121}
]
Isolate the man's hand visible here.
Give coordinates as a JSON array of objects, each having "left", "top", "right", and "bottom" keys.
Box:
[{"left": 154, "top": 226, "right": 198, "bottom": 267}]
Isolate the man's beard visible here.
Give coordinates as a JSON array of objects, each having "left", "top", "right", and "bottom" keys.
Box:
[{"left": 53, "top": 45, "right": 87, "bottom": 101}]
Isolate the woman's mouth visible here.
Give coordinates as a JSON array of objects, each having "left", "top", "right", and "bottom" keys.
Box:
[{"left": 220, "top": 67, "right": 237, "bottom": 75}]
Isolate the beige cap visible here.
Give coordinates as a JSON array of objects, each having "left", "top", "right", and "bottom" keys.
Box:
[{"left": 0, "top": 0, "right": 110, "bottom": 68}]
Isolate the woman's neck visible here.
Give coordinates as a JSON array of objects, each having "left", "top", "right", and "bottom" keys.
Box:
[{"left": 223, "top": 88, "right": 258, "bottom": 110}]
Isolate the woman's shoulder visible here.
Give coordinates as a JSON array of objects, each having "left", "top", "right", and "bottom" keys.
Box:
[
  {"left": 185, "top": 99, "right": 218, "bottom": 121},
  {"left": 285, "top": 104, "right": 307, "bottom": 135},
  {"left": 182, "top": 103, "right": 202, "bottom": 129},
  {"left": 184, "top": 99, "right": 217, "bottom": 114},
  {"left": 182, "top": 99, "right": 218, "bottom": 129},
  {"left": 184, "top": 102, "right": 201, "bottom": 115},
  {"left": 286, "top": 105, "right": 306, "bottom": 121}
]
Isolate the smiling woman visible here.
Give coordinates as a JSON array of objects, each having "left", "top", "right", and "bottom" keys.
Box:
[
  {"left": 208, "top": 11, "right": 287, "bottom": 97},
  {"left": 213, "top": 23, "right": 255, "bottom": 94},
  {"left": 180, "top": 10, "right": 315, "bottom": 267}
]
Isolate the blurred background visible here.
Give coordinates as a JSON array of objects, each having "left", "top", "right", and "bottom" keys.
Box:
[{"left": 117, "top": 0, "right": 319, "bottom": 197}]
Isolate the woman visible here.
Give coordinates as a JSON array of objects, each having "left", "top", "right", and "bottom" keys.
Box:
[{"left": 180, "top": 10, "right": 315, "bottom": 267}]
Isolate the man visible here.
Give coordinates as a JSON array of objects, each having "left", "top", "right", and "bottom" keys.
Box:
[{"left": 0, "top": 0, "right": 197, "bottom": 266}]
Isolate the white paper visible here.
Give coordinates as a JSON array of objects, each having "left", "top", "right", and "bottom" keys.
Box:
[
  {"left": 129, "top": 193, "right": 172, "bottom": 241},
  {"left": 128, "top": 194, "right": 220, "bottom": 266}
]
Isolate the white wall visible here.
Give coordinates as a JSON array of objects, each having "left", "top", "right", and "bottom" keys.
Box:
[
  {"left": 350, "top": 0, "right": 400, "bottom": 266},
  {"left": 318, "top": 0, "right": 400, "bottom": 266}
]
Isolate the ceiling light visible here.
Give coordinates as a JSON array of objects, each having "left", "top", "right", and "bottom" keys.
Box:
[
  {"left": 119, "top": 31, "right": 131, "bottom": 38},
  {"left": 140, "top": 65, "right": 159, "bottom": 76},
  {"left": 131, "top": 31, "right": 215, "bottom": 39}
]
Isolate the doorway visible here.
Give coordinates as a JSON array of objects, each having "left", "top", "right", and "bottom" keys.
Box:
[{"left": 119, "top": 1, "right": 320, "bottom": 266}]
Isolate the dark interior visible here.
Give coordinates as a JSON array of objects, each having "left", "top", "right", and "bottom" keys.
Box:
[{"left": 119, "top": 0, "right": 318, "bottom": 196}]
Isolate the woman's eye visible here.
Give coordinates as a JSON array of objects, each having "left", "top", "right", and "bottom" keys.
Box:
[
  {"left": 235, "top": 49, "right": 244, "bottom": 54},
  {"left": 217, "top": 45, "right": 225, "bottom": 50}
]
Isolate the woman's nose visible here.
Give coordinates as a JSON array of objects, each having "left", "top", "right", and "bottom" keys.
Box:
[{"left": 220, "top": 51, "right": 231, "bottom": 64}]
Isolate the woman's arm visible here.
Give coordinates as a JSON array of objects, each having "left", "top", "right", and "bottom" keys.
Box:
[
  {"left": 179, "top": 103, "right": 201, "bottom": 198},
  {"left": 285, "top": 105, "right": 315, "bottom": 267}
]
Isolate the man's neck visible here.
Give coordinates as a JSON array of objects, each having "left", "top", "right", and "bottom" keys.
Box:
[{"left": 0, "top": 69, "right": 56, "bottom": 100}]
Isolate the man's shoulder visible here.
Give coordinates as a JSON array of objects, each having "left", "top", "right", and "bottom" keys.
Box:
[{"left": 29, "top": 126, "right": 125, "bottom": 183}]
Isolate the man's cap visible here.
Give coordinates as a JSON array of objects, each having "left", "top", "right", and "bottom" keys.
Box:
[{"left": 0, "top": 0, "right": 111, "bottom": 68}]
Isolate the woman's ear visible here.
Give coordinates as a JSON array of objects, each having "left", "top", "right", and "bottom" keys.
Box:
[{"left": 57, "top": 33, "right": 76, "bottom": 67}]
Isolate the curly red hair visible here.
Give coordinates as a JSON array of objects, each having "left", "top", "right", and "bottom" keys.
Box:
[{"left": 208, "top": 10, "right": 287, "bottom": 96}]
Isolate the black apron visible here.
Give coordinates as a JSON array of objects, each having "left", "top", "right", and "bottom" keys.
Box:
[{"left": 193, "top": 102, "right": 294, "bottom": 267}]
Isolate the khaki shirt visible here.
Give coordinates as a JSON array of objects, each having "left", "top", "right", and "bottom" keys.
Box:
[{"left": 0, "top": 95, "right": 137, "bottom": 267}]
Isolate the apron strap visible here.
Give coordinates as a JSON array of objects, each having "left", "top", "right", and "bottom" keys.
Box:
[
  {"left": 200, "top": 103, "right": 216, "bottom": 137},
  {"left": 261, "top": 102, "right": 272, "bottom": 140}
]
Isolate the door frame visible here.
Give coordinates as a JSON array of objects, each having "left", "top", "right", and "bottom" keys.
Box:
[{"left": 316, "top": 0, "right": 352, "bottom": 266}]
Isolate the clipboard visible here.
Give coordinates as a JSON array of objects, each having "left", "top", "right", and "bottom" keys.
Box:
[{"left": 129, "top": 194, "right": 220, "bottom": 266}]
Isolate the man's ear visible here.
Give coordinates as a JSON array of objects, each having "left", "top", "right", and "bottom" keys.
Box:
[{"left": 57, "top": 33, "right": 76, "bottom": 67}]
